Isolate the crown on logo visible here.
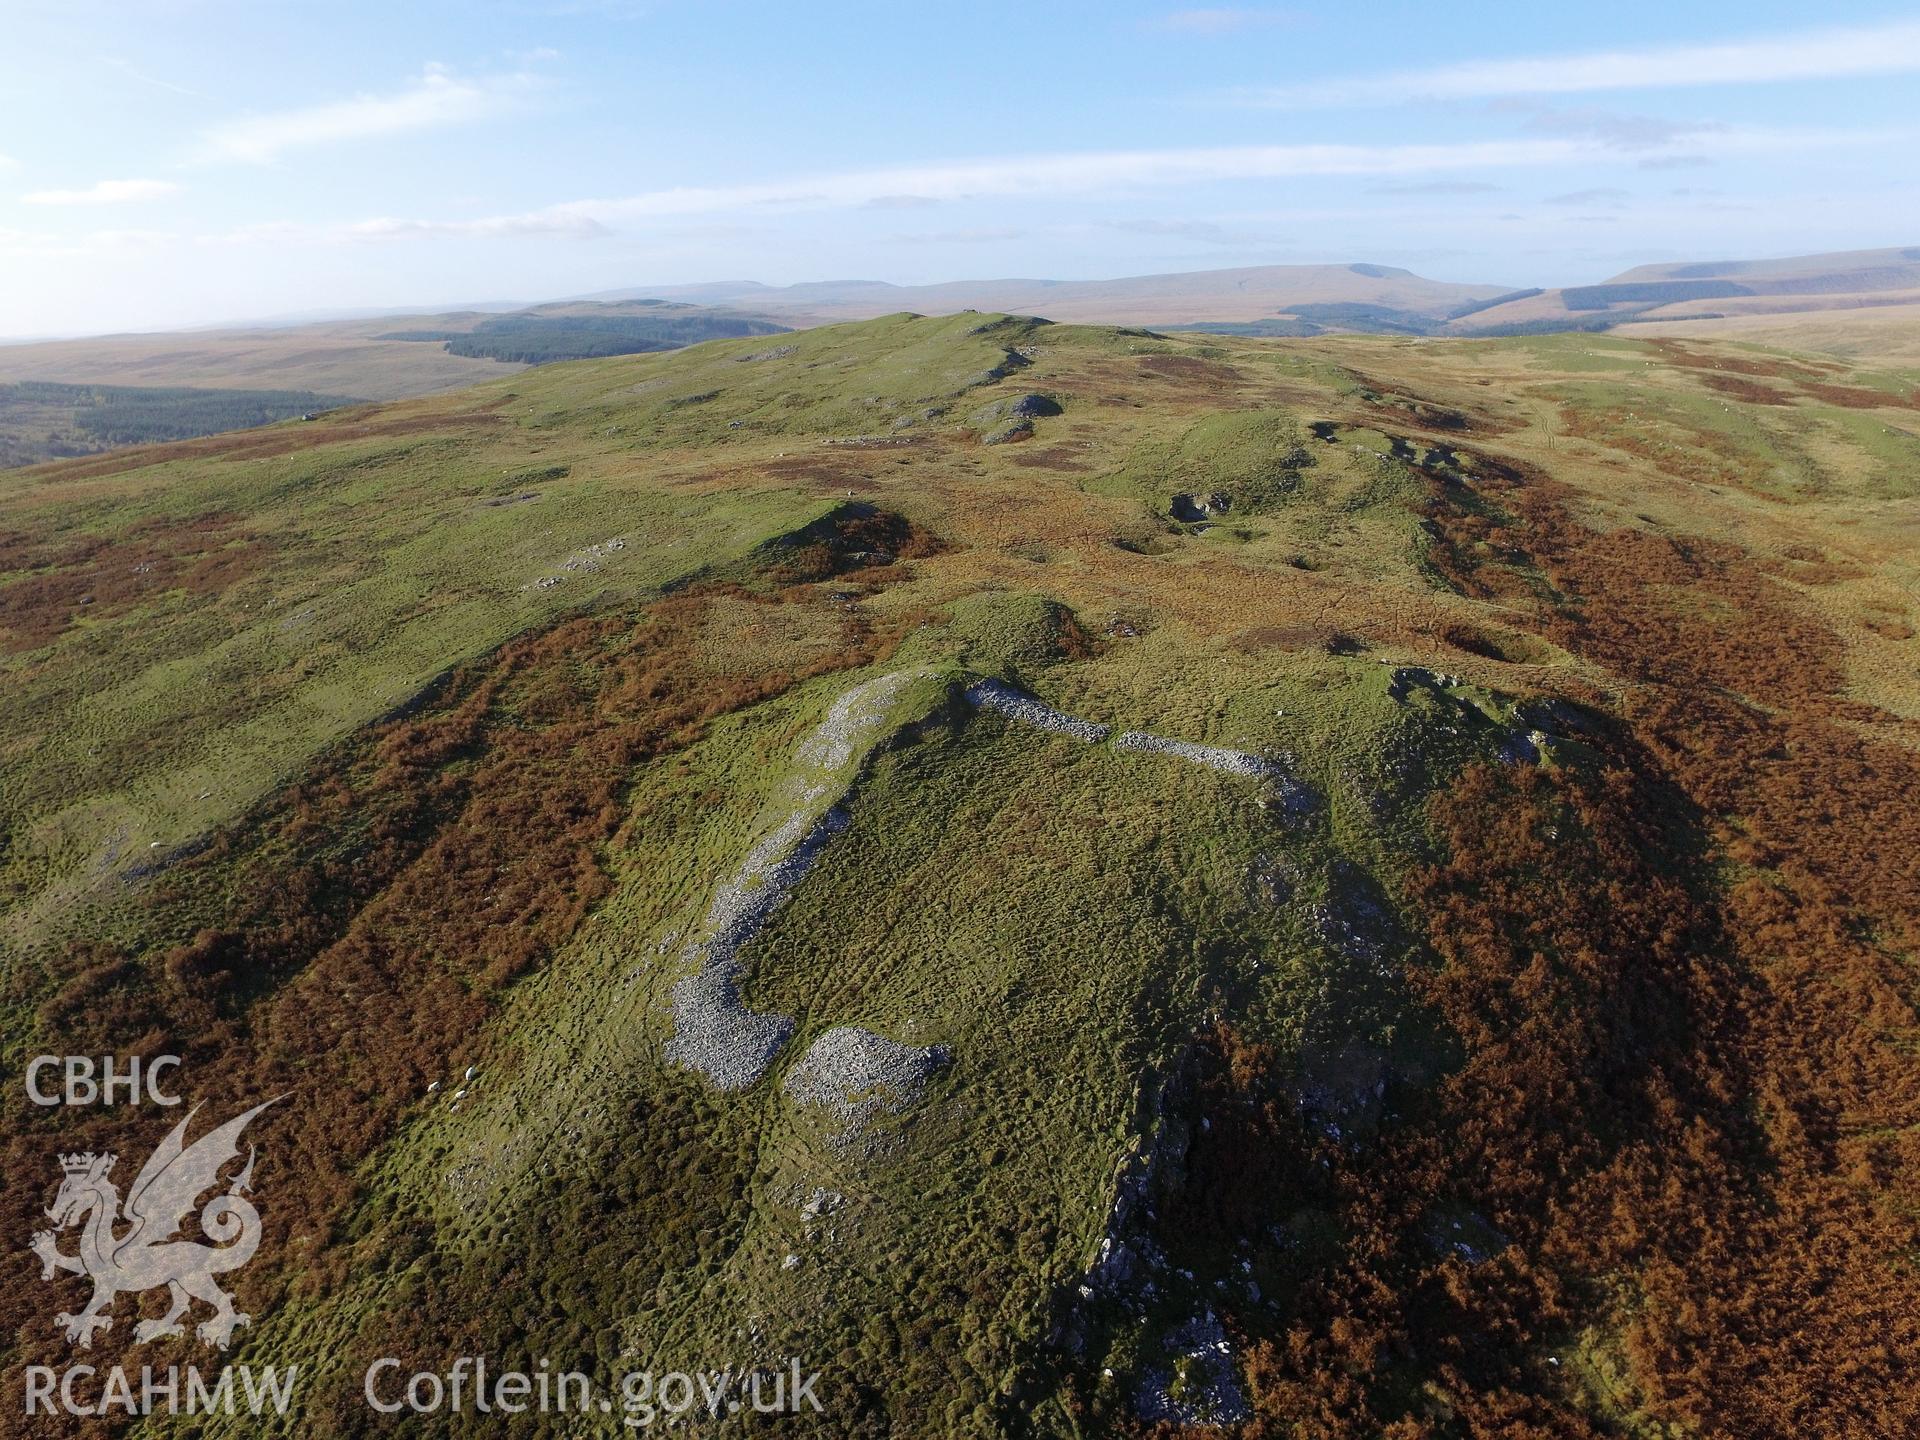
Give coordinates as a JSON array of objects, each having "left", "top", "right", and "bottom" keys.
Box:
[{"left": 59, "top": 1152, "right": 99, "bottom": 1175}]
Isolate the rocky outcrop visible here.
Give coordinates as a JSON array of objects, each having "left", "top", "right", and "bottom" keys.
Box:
[{"left": 1134, "top": 1308, "right": 1252, "bottom": 1428}]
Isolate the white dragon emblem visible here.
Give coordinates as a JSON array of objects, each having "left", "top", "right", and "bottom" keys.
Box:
[{"left": 30, "top": 1098, "right": 280, "bottom": 1350}]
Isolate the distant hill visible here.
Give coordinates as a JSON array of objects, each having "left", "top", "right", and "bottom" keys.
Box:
[
  {"left": 1608, "top": 247, "right": 1920, "bottom": 288},
  {"left": 0, "top": 313, "right": 514, "bottom": 400},
  {"left": 598, "top": 252, "right": 1920, "bottom": 347},
  {"left": 1449, "top": 246, "right": 1920, "bottom": 336},
  {"left": 584, "top": 263, "right": 1512, "bottom": 326},
  {"left": 0, "top": 300, "right": 789, "bottom": 468},
  {"left": 376, "top": 299, "right": 789, "bottom": 364},
  {"left": 1612, "top": 298, "right": 1920, "bottom": 365},
  {"left": 3, "top": 251, "right": 1914, "bottom": 457},
  {"left": 0, "top": 269, "right": 1509, "bottom": 446},
  {"left": 0, "top": 299, "right": 790, "bottom": 398}
]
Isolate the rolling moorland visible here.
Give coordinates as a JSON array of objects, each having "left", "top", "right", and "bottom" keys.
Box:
[
  {"left": 0, "top": 301, "right": 789, "bottom": 468},
  {"left": 1, "top": 311, "right": 1918, "bottom": 1437},
  {"left": 5, "top": 249, "right": 1913, "bottom": 477},
  {"left": 0, "top": 265, "right": 1503, "bottom": 469}
]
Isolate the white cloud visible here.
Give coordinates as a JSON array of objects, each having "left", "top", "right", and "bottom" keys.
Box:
[
  {"left": 9, "top": 123, "right": 1891, "bottom": 266},
  {"left": 103, "top": 57, "right": 203, "bottom": 98},
  {"left": 23, "top": 178, "right": 182, "bottom": 206},
  {"left": 198, "top": 66, "right": 518, "bottom": 164},
  {"left": 1231, "top": 18, "right": 1920, "bottom": 107},
  {"left": 442, "top": 126, "right": 1892, "bottom": 233},
  {"left": 535, "top": 139, "right": 1599, "bottom": 227}
]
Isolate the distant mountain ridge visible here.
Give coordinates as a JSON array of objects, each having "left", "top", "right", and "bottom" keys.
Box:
[
  {"left": 1609, "top": 246, "right": 1920, "bottom": 285},
  {"left": 581, "top": 263, "right": 1511, "bottom": 326},
  {"left": 1, "top": 249, "right": 1914, "bottom": 445},
  {"left": 1448, "top": 246, "right": 1920, "bottom": 335},
  {"left": 590, "top": 248, "right": 1920, "bottom": 341}
]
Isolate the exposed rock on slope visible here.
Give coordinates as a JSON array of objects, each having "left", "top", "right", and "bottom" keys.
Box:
[
  {"left": 783, "top": 1026, "right": 950, "bottom": 1139},
  {"left": 963, "top": 677, "right": 1112, "bottom": 742},
  {"left": 668, "top": 668, "right": 929, "bottom": 1089}
]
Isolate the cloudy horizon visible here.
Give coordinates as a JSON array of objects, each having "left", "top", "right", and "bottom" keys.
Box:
[{"left": 3, "top": 2, "right": 1916, "bottom": 337}]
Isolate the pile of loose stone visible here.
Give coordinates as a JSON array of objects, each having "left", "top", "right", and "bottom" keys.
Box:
[{"left": 783, "top": 1027, "right": 950, "bottom": 1139}]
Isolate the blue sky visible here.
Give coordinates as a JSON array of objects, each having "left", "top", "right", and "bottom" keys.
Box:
[{"left": 2, "top": 1, "right": 1917, "bottom": 335}]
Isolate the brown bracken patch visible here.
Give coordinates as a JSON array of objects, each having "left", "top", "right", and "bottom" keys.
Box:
[
  {"left": 18, "top": 408, "right": 507, "bottom": 483},
  {"left": 1402, "top": 438, "right": 1920, "bottom": 1436},
  {"left": 0, "top": 511, "right": 267, "bottom": 652},
  {"left": 1699, "top": 372, "right": 1795, "bottom": 405},
  {"left": 1007, "top": 447, "right": 1092, "bottom": 472},
  {"left": 1136, "top": 353, "right": 1245, "bottom": 387},
  {"left": 1648, "top": 339, "right": 1827, "bottom": 381},
  {"left": 1644, "top": 341, "right": 1917, "bottom": 408},
  {"left": 1794, "top": 379, "right": 1920, "bottom": 411},
  {"left": 759, "top": 456, "right": 871, "bottom": 487}
]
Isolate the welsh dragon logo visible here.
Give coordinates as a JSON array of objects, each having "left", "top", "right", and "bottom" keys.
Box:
[{"left": 30, "top": 1098, "right": 280, "bottom": 1350}]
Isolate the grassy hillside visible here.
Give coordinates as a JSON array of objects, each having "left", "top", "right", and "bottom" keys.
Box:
[
  {"left": 1, "top": 312, "right": 1916, "bottom": 1438},
  {"left": 0, "top": 302, "right": 790, "bottom": 466},
  {"left": 1616, "top": 300, "right": 1920, "bottom": 365}
]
